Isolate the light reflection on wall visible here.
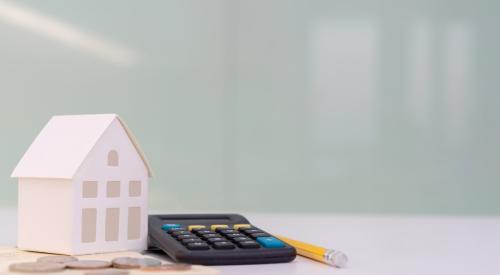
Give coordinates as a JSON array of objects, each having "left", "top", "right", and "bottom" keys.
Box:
[
  {"left": 309, "top": 20, "right": 379, "bottom": 147},
  {"left": 409, "top": 20, "right": 433, "bottom": 129},
  {"left": 408, "top": 21, "right": 473, "bottom": 146},
  {"left": 443, "top": 24, "right": 472, "bottom": 145}
]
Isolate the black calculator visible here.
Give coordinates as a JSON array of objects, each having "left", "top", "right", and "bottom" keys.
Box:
[{"left": 148, "top": 214, "right": 296, "bottom": 265}]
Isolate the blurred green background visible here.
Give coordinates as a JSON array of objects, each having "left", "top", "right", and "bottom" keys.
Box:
[{"left": 1, "top": 0, "right": 499, "bottom": 214}]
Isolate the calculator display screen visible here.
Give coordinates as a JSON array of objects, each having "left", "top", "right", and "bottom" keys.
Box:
[{"left": 156, "top": 214, "right": 243, "bottom": 225}]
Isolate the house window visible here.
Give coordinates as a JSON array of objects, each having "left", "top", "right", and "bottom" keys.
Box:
[
  {"left": 127, "top": 207, "right": 141, "bottom": 240},
  {"left": 107, "top": 181, "right": 120, "bottom": 197},
  {"left": 82, "top": 181, "right": 97, "bottom": 198},
  {"left": 81, "top": 208, "right": 97, "bottom": 243},
  {"left": 108, "top": 150, "right": 119, "bottom": 166},
  {"left": 129, "top": 180, "right": 141, "bottom": 197},
  {"left": 105, "top": 208, "right": 120, "bottom": 241}
]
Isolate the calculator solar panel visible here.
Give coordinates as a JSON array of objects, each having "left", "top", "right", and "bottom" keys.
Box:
[{"left": 148, "top": 214, "right": 296, "bottom": 265}]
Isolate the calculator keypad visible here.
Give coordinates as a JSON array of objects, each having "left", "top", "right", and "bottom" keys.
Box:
[
  {"left": 152, "top": 215, "right": 297, "bottom": 265},
  {"left": 161, "top": 223, "right": 288, "bottom": 250}
]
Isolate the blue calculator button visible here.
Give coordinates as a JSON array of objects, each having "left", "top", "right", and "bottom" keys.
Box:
[
  {"left": 255, "top": 237, "right": 286, "bottom": 248},
  {"left": 161, "top": 223, "right": 182, "bottom": 231}
]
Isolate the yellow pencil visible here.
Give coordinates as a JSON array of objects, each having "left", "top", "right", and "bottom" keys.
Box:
[{"left": 277, "top": 235, "right": 348, "bottom": 268}]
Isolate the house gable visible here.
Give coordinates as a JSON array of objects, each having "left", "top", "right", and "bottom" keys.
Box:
[
  {"left": 11, "top": 114, "right": 152, "bottom": 179},
  {"left": 74, "top": 118, "right": 149, "bottom": 182}
]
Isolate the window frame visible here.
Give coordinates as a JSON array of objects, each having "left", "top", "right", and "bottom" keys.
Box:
[
  {"left": 82, "top": 181, "right": 98, "bottom": 198},
  {"left": 107, "top": 150, "right": 119, "bottom": 166}
]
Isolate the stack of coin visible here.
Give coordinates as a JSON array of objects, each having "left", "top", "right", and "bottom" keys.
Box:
[
  {"left": 8, "top": 255, "right": 191, "bottom": 273},
  {"left": 111, "top": 257, "right": 162, "bottom": 269},
  {"left": 66, "top": 260, "right": 112, "bottom": 269},
  {"left": 9, "top": 262, "right": 66, "bottom": 273},
  {"left": 37, "top": 255, "right": 78, "bottom": 264}
]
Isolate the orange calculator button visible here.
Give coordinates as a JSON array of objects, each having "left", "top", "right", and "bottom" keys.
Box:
[
  {"left": 188, "top": 225, "right": 206, "bottom": 231},
  {"left": 233, "top": 224, "right": 251, "bottom": 230},
  {"left": 210, "top": 224, "right": 229, "bottom": 231}
]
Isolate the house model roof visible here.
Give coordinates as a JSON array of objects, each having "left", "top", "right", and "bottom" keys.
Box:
[{"left": 11, "top": 114, "right": 153, "bottom": 179}]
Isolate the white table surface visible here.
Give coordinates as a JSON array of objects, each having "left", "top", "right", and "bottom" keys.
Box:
[{"left": 1, "top": 209, "right": 499, "bottom": 275}]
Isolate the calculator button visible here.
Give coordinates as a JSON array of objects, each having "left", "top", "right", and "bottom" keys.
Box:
[
  {"left": 237, "top": 240, "right": 261, "bottom": 249},
  {"left": 188, "top": 225, "right": 206, "bottom": 231},
  {"left": 167, "top": 228, "right": 187, "bottom": 234},
  {"left": 212, "top": 241, "right": 235, "bottom": 249},
  {"left": 201, "top": 233, "right": 222, "bottom": 239},
  {"left": 194, "top": 230, "right": 213, "bottom": 235},
  {"left": 233, "top": 224, "right": 252, "bottom": 230},
  {"left": 206, "top": 237, "right": 227, "bottom": 243},
  {"left": 225, "top": 233, "right": 246, "bottom": 239},
  {"left": 181, "top": 238, "right": 202, "bottom": 244},
  {"left": 161, "top": 224, "right": 182, "bottom": 231},
  {"left": 240, "top": 228, "right": 262, "bottom": 234},
  {"left": 176, "top": 234, "right": 196, "bottom": 240},
  {"left": 210, "top": 224, "right": 229, "bottom": 231},
  {"left": 170, "top": 230, "right": 191, "bottom": 236},
  {"left": 232, "top": 236, "right": 251, "bottom": 242},
  {"left": 216, "top": 229, "right": 237, "bottom": 234},
  {"left": 186, "top": 242, "right": 210, "bottom": 250},
  {"left": 256, "top": 237, "right": 286, "bottom": 248},
  {"left": 249, "top": 232, "right": 270, "bottom": 238}
]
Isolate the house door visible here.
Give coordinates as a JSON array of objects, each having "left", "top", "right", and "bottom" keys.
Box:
[
  {"left": 105, "top": 208, "right": 120, "bottom": 241},
  {"left": 81, "top": 208, "right": 97, "bottom": 243},
  {"left": 127, "top": 207, "right": 141, "bottom": 240}
]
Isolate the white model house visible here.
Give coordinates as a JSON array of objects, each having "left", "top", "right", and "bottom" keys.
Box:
[{"left": 11, "top": 114, "right": 153, "bottom": 255}]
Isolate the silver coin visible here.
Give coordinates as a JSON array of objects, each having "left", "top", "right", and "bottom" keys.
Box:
[
  {"left": 66, "top": 260, "right": 111, "bottom": 269},
  {"left": 138, "top": 258, "right": 162, "bottom": 267},
  {"left": 84, "top": 269, "right": 130, "bottom": 275},
  {"left": 9, "top": 262, "right": 65, "bottom": 273},
  {"left": 141, "top": 263, "right": 192, "bottom": 272},
  {"left": 111, "top": 257, "right": 141, "bottom": 269},
  {"left": 112, "top": 257, "right": 161, "bottom": 269},
  {"left": 37, "top": 255, "right": 78, "bottom": 264}
]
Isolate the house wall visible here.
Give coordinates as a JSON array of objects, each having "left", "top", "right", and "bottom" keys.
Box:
[
  {"left": 17, "top": 178, "right": 73, "bottom": 254},
  {"left": 72, "top": 118, "right": 149, "bottom": 254}
]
